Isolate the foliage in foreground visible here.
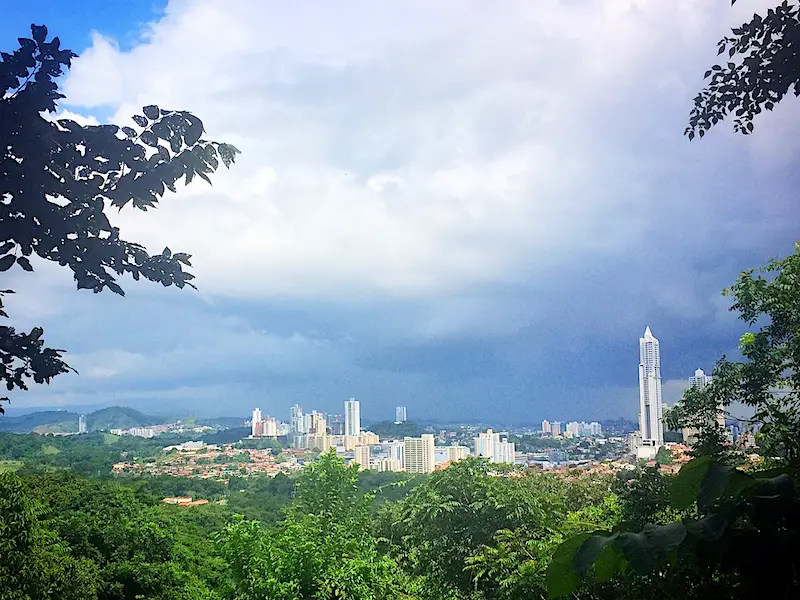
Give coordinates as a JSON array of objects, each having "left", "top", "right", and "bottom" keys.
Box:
[{"left": 0, "top": 24, "right": 239, "bottom": 412}]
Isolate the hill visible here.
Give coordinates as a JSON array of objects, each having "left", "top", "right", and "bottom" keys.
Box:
[
  {"left": 0, "top": 410, "right": 81, "bottom": 433},
  {"left": 86, "top": 406, "right": 161, "bottom": 431}
]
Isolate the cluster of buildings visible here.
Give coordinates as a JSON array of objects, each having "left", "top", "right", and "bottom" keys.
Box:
[
  {"left": 541, "top": 420, "right": 602, "bottom": 438},
  {"left": 245, "top": 398, "right": 517, "bottom": 474}
]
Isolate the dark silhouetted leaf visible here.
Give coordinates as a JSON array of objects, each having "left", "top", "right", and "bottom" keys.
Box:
[{"left": 142, "top": 104, "right": 160, "bottom": 120}]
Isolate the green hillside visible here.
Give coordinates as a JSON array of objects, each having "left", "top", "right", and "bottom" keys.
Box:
[
  {"left": 0, "top": 410, "right": 81, "bottom": 433},
  {"left": 86, "top": 406, "right": 160, "bottom": 431},
  {"left": 0, "top": 406, "right": 161, "bottom": 434}
]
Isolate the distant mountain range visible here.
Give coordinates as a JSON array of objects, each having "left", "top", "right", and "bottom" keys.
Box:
[{"left": 0, "top": 406, "right": 161, "bottom": 434}]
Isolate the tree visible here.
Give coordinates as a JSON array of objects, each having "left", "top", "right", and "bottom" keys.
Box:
[
  {"left": 0, "top": 472, "right": 99, "bottom": 598},
  {"left": 216, "top": 451, "right": 408, "bottom": 600},
  {"left": 0, "top": 25, "right": 239, "bottom": 412},
  {"left": 668, "top": 245, "right": 800, "bottom": 466},
  {"left": 686, "top": 0, "right": 800, "bottom": 138}
]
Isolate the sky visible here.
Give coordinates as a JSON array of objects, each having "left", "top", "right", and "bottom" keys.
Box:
[{"left": 2, "top": 0, "right": 798, "bottom": 424}]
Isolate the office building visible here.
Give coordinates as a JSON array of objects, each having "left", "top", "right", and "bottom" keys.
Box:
[
  {"left": 78, "top": 414, "right": 87, "bottom": 434},
  {"left": 638, "top": 327, "right": 664, "bottom": 447},
  {"left": 551, "top": 421, "right": 562, "bottom": 436},
  {"left": 404, "top": 434, "right": 435, "bottom": 473},
  {"left": 589, "top": 422, "right": 602, "bottom": 436},
  {"left": 541, "top": 420, "right": 551, "bottom": 435},
  {"left": 566, "top": 421, "right": 581, "bottom": 437},
  {"left": 395, "top": 406, "right": 407, "bottom": 424},
  {"left": 345, "top": 398, "right": 361, "bottom": 436},
  {"left": 354, "top": 445, "right": 371, "bottom": 470},
  {"left": 290, "top": 404, "right": 305, "bottom": 434}
]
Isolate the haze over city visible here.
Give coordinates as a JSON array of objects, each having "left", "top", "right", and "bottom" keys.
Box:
[{"left": 1, "top": 0, "right": 798, "bottom": 422}]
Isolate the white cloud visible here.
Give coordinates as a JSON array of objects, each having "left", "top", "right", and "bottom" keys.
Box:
[{"left": 56, "top": 0, "right": 778, "bottom": 303}]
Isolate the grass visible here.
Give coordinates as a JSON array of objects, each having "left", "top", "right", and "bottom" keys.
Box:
[
  {"left": 41, "top": 444, "right": 61, "bottom": 455},
  {"left": 0, "top": 460, "right": 24, "bottom": 473},
  {"left": 104, "top": 433, "right": 120, "bottom": 445}
]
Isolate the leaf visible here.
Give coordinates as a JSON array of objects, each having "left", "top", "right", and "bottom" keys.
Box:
[
  {"left": 184, "top": 113, "right": 204, "bottom": 146},
  {"left": 686, "top": 514, "right": 727, "bottom": 543},
  {"left": 0, "top": 242, "right": 13, "bottom": 255},
  {"left": 143, "top": 105, "right": 160, "bottom": 120},
  {"left": 16, "top": 257, "right": 33, "bottom": 272},
  {"left": 573, "top": 534, "right": 613, "bottom": 577},
  {"left": 121, "top": 126, "right": 137, "bottom": 138},
  {"left": 140, "top": 131, "right": 159, "bottom": 147},
  {"left": 31, "top": 24, "right": 48, "bottom": 44},
  {"left": 593, "top": 543, "right": 624, "bottom": 582},
  {"left": 162, "top": 247, "right": 172, "bottom": 258},
  {"left": 132, "top": 115, "right": 148, "bottom": 127},
  {"left": 0, "top": 255, "right": 16, "bottom": 272},
  {"left": 547, "top": 534, "right": 590, "bottom": 598},
  {"left": 671, "top": 456, "right": 713, "bottom": 510}
]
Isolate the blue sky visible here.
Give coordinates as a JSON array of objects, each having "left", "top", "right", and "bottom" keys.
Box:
[{"left": 3, "top": 0, "right": 798, "bottom": 423}]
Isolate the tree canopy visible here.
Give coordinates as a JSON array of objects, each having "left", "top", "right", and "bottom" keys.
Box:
[
  {"left": 687, "top": 0, "right": 800, "bottom": 138},
  {"left": 0, "top": 25, "right": 239, "bottom": 412}
]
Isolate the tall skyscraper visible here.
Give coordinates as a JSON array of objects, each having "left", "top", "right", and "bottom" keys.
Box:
[
  {"left": 638, "top": 326, "right": 664, "bottom": 447},
  {"left": 395, "top": 406, "right": 407, "bottom": 424},
  {"left": 541, "top": 420, "right": 551, "bottom": 434},
  {"left": 78, "top": 414, "right": 87, "bottom": 434},
  {"left": 344, "top": 398, "right": 360, "bottom": 436},
  {"left": 290, "top": 404, "right": 305, "bottom": 434},
  {"left": 251, "top": 408, "right": 262, "bottom": 438},
  {"left": 404, "top": 434, "right": 435, "bottom": 473}
]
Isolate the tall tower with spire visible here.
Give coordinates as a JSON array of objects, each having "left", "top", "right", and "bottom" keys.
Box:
[{"left": 638, "top": 327, "right": 664, "bottom": 447}]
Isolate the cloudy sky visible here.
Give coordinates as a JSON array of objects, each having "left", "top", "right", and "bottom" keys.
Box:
[{"left": 2, "top": 0, "right": 798, "bottom": 423}]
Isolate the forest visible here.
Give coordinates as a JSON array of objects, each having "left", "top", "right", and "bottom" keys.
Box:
[{"left": 2, "top": 3, "right": 800, "bottom": 599}]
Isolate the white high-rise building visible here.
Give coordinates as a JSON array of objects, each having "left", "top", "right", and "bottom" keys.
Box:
[
  {"left": 589, "top": 422, "right": 602, "bottom": 436},
  {"left": 445, "top": 445, "right": 470, "bottom": 463},
  {"left": 542, "top": 420, "right": 551, "bottom": 434},
  {"left": 344, "top": 398, "right": 361, "bottom": 436},
  {"left": 290, "top": 404, "right": 305, "bottom": 434},
  {"left": 251, "top": 408, "right": 262, "bottom": 438},
  {"left": 473, "top": 429, "right": 516, "bottom": 464},
  {"left": 395, "top": 406, "right": 407, "bottom": 424},
  {"left": 638, "top": 327, "right": 664, "bottom": 447},
  {"left": 263, "top": 416, "right": 278, "bottom": 437},
  {"left": 78, "top": 414, "right": 87, "bottom": 434},
  {"left": 683, "top": 368, "right": 724, "bottom": 444},
  {"left": 689, "top": 368, "right": 713, "bottom": 389},
  {"left": 566, "top": 421, "right": 581, "bottom": 437},
  {"left": 404, "top": 434, "right": 435, "bottom": 473}
]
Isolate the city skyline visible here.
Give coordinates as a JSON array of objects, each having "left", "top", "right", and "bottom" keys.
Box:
[{"left": 2, "top": 0, "right": 793, "bottom": 423}]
